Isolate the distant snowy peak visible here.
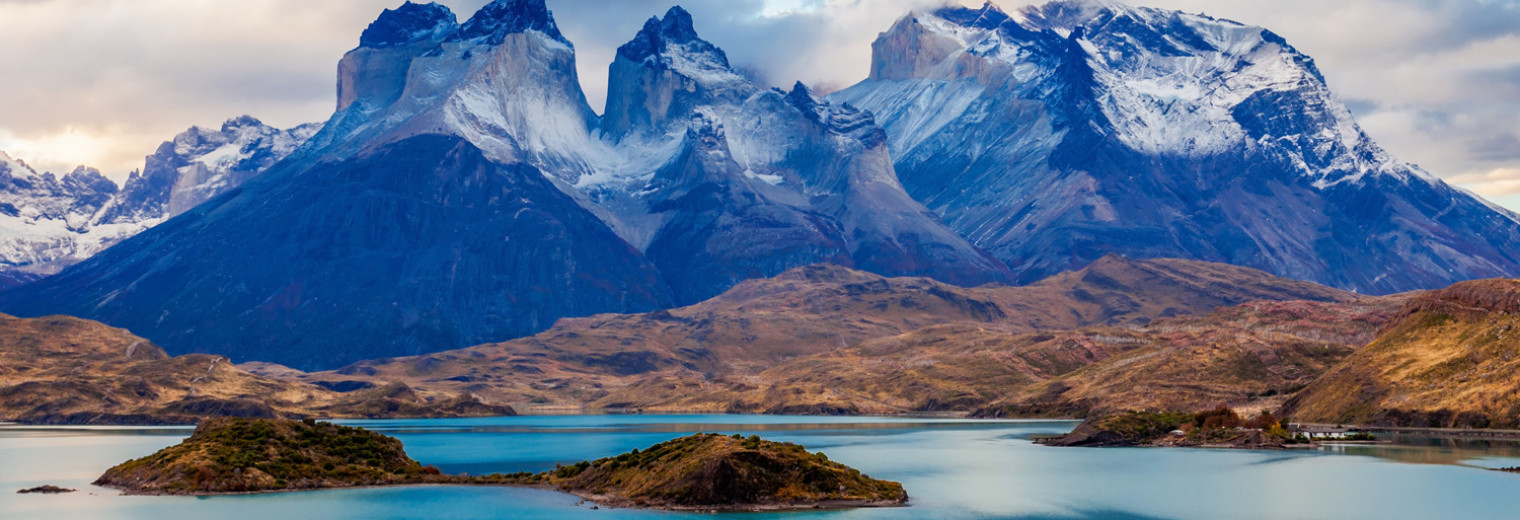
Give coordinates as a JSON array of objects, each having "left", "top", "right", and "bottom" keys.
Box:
[
  {"left": 359, "top": 1, "right": 458, "bottom": 48},
  {"left": 102, "top": 116, "right": 320, "bottom": 224},
  {"left": 0, "top": 152, "right": 123, "bottom": 284},
  {"left": 0, "top": 150, "right": 38, "bottom": 180},
  {"left": 897, "top": 0, "right": 1414, "bottom": 186},
  {"left": 619, "top": 7, "right": 737, "bottom": 81},
  {"left": 453, "top": 0, "right": 567, "bottom": 45},
  {"left": 174, "top": 116, "right": 319, "bottom": 171},
  {"left": 0, "top": 116, "right": 315, "bottom": 285}
]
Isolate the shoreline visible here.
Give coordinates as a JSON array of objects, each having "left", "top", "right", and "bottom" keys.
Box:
[
  {"left": 0, "top": 412, "right": 1074, "bottom": 428},
  {"left": 17, "top": 413, "right": 1520, "bottom": 442}
]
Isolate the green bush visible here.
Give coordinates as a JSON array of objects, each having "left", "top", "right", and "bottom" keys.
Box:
[{"left": 1098, "top": 411, "right": 1195, "bottom": 442}]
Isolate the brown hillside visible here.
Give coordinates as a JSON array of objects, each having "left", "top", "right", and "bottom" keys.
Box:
[
  {"left": 287, "top": 257, "right": 1358, "bottom": 413},
  {"left": 1285, "top": 279, "right": 1520, "bottom": 428},
  {"left": 981, "top": 298, "right": 1405, "bottom": 417},
  {"left": 0, "top": 314, "right": 512, "bottom": 424}
]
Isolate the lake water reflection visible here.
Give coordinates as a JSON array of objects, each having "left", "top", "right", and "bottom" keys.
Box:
[{"left": 4, "top": 415, "right": 1520, "bottom": 520}]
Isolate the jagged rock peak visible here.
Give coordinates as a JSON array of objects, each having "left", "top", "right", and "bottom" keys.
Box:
[
  {"left": 1018, "top": 0, "right": 1146, "bottom": 29},
  {"left": 785, "top": 81, "right": 823, "bottom": 118},
  {"left": 359, "top": 2, "right": 459, "bottom": 48},
  {"left": 784, "top": 82, "right": 885, "bottom": 146},
  {"left": 219, "top": 115, "right": 269, "bottom": 132},
  {"left": 454, "top": 0, "right": 567, "bottom": 45},
  {"left": 618, "top": 6, "right": 732, "bottom": 75},
  {"left": 932, "top": 1, "right": 1014, "bottom": 30},
  {"left": 61, "top": 165, "right": 111, "bottom": 184},
  {"left": 0, "top": 150, "right": 33, "bottom": 178},
  {"left": 684, "top": 112, "right": 727, "bottom": 147}
]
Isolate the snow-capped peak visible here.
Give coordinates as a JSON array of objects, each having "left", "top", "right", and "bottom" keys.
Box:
[
  {"left": 617, "top": 6, "right": 741, "bottom": 84},
  {"left": 359, "top": 1, "right": 458, "bottom": 48},
  {"left": 453, "top": 0, "right": 567, "bottom": 46},
  {"left": 934, "top": 2, "right": 1017, "bottom": 30},
  {"left": 898, "top": 0, "right": 1416, "bottom": 185},
  {"left": 0, "top": 115, "right": 316, "bottom": 286},
  {"left": 1017, "top": 0, "right": 1138, "bottom": 29},
  {"left": 0, "top": 150, "right": 38, "bottom": 179}
]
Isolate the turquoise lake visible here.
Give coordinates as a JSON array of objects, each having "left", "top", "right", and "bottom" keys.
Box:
[{"left": 5, "top": 415, "right": 1520, "bottom": 519}]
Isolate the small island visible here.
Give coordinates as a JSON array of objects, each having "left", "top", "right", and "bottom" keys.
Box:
[
  {"left": 16, "top": 485, "right": 76, "bottom": 494},
  {"left": 94, "top": 417, "right": 445, "bottom": 494},
  {"left": 1040, "top": 407, "right": 1355, "bottom": 449},
  {"left": 93, "top": 418, "right": 907, "bottom": 511},
  {"left": 535, "top": 433, "right": 908, "bottom": 510}
]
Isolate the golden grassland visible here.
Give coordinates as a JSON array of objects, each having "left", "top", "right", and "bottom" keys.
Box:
[{"left": 1287, "top": 280, "right": 1520, "bottom": 428}]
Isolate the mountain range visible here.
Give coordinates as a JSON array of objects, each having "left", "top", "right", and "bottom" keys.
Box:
[
  {"left": 0, "top": 117, "right": 316, "bottom": 286},
  {"left": 833, "top": 1, "right": 1520, "bottom": 292},
  {"left": 4, "top": 0, "right": 1519, "bottom": 370}
]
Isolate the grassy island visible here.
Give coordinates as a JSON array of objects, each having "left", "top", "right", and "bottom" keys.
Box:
[
  {"left": 94, "top": 418, "right": 446, "bottom": 494},
  {"left": 538, "top": 433, "right": 907, "bottom": 510},
  {"left": 94, "top": 418, "right": 907, "bottom": 511}
]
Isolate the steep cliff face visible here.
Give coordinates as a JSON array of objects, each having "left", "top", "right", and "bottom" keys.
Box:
[
  {"left": 598, "top": 8, "right": 1010, "bottom": 303},
  {"left": 311, "top": 0, "right": 605, "bottom": 183},
  {"left": 639, "top": 114, "right": 854, "bottom": 303},
  {"left": 833, "top": 0, "right": 1520, "bottom": 293}
]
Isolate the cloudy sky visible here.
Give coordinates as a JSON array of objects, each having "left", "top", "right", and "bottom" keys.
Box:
[{"left": 1, "top": 0, "right": 1518, "bottom": 208}]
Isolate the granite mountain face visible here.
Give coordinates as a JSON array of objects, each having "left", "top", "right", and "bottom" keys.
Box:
[
  {"left": 597, "top": 8, "right": 1011, "bottom": 303},
  {"left": 6, "top": 0, "right": 1520, "bottom": 369},
  {"left": 833, "top": 0, "right": 1520, "bottom": 293}
]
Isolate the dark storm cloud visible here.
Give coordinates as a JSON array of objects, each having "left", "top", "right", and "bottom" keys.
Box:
[{"left": 1468, "top": 133, "right": 1520, "bottom": 163}]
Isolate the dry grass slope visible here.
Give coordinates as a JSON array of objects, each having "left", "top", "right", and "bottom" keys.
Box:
[
  {"left": 284, "top": 257, "right": 1360, "bottom": 415},
  {"left": 0, "top": 314, "right": 513, "bottom": 424},
  {"left": 1286, "top": 279, "right": 1520, "bottom": 428}
]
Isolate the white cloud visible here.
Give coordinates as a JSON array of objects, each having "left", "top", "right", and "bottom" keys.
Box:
[
  {"left": 0, "top": 0, "right": 1517, "bottom": 214},
  {"left": 1451, "top": 167, "right": 1520, "bottom": 198}
]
